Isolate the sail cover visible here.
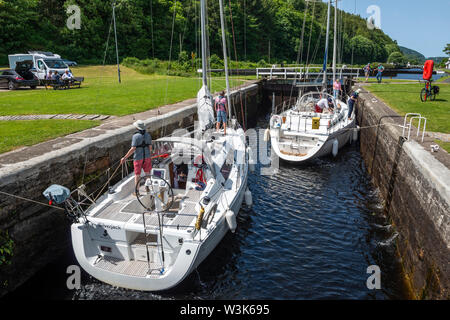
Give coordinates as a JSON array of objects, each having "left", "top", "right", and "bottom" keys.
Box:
[{"left": 197, "top": 85, "right": 215, "bottom": 132}]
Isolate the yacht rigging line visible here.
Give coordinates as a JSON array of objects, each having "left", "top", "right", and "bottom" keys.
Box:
[
  {"left": 288, "top": 0, "right": 310, "bottom": 106},
  {"left": 227, "top": 0, "right": 246, "bottom": 129},
  {"left": 102, "top": 14, "right": 114, "bottom": 66},
  {"left": 162, "top": 0, "right": 178, "bottom": 118},
  {"left": 150, "top": 0, "right": 155, "bottom": 59},
  {"left": 305, "top": 0, "right": 317, "bottom": 68}
]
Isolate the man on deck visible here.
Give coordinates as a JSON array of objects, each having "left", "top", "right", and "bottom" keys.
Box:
[
  {"left": 315, "top": 97, "right": 334, "bottom": 114},
  {"left": 215, "top": 91, "right": 228, "bottom": 135},
  {"left": 120, "top": 120, "right": 153, "bottom": 190}
]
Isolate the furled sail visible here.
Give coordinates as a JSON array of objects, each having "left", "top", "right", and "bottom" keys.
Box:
[{"left": 197, "top": 85, "right": 215, "bottom": 132}]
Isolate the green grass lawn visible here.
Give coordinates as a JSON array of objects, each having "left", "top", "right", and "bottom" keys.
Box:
[
  {"left": 366, "top": 83, "right": 450, "bottom": 134},
  {"left": 0, "top": 65, "right": 245, "bottom": 154},
  {"left": 366, "top": 83, "right": 450, "bottom": 152},
  {"left": 0, "top": 120, "right": 100, "bottom": 154},
  {"left": 435, "top": 140, "right": 450, "bottom": 152},
  {"left": 0, "top": 65, "right": 243, "bottom": 116}
]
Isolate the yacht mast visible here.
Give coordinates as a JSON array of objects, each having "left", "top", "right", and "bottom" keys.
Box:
[
  {"left": 322, "top": 0, "right": 331, "bottom": 91},
  {"left": 219, "top": 0, "right": 232, "bottom": 119},
  {"left": 332, "top": 0, "right": 338, "bottom": 83},
  {"left": 200, "top": 0, "right": 208, "bottom": 88}
]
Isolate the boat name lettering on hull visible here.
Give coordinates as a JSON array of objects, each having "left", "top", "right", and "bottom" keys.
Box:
[{"left": 99, "top": 224, "right": 121, "bottom": 231}]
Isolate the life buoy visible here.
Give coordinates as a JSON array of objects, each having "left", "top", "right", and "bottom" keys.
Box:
[
  {"left": 423, "top": 60, "right": 434, "bottom": 81},
  {"left": 193, "top": 155, "right": 207, "bottom": 185}
]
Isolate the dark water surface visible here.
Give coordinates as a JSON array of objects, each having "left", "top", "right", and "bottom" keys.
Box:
[{"left": 5, "top": 124, "right": 410, "bottom": 300}]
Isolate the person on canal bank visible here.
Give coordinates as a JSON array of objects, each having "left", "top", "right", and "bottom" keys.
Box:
[
  {"left": 215, "top": 91, "right": 228, "bottom": 135},
  {"left": 376, "top": 64, "right": 385, "bottom": 83},
  {"left": 54, "top": 71, "right": 63, "bottom": 85},
  {"left": 347, "top": 89, "right": 360, "bottom": 120},
  {"left": 363, "top": 63, "right": 371, "bottom": 82},
  {"left": 333, "top": 79, "right": 342, "bottom": 99},
  {"left": 120, "top": 120, "right": 153, "bottom": 191}
]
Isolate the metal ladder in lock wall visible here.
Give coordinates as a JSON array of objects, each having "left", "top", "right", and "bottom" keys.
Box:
[{"left": 402, "top": 113, "right": 427, "bottom": 143}]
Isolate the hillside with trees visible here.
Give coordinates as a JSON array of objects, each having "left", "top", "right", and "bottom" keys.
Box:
[
  {"left": 399, "top": 46, "right": 426, "bottom": 64},
  {"left": 1, "top": 0, "right": 405, "bottom": 67}
]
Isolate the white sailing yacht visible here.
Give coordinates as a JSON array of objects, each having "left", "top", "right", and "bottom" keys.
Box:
[
  {"left": 269, "top": 0, "right": 356, "bottom": 163},
  {"left": 44, "top": 0, "right": 250, "bottom": 291}
]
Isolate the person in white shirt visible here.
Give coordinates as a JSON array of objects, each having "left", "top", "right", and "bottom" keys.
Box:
[
  {"left": 61, "top": 70, "right": 73, "bottom": 80},
  {"left": 315, "top": 97, "right": 334, "bottom": 113}
]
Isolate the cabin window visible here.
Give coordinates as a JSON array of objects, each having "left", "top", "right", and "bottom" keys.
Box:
[{"left": 173, "top": 163, "right": 188, "bottom": 190}]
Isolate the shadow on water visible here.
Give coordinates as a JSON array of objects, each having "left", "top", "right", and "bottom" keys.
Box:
[{"left": 4, "top": 119, "right": 411, "bottom": 300}]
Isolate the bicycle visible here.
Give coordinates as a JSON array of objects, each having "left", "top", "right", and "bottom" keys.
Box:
[{"left": 420, "top": 79, "right": 439, "bottom": 102}]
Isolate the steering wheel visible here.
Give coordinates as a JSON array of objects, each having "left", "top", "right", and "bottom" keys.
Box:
[{"left": 135, "top": 175, "right": 174, "bottom": 213}]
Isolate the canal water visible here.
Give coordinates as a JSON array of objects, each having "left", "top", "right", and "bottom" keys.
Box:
[
  {"left": 5, "top": 116, "right": 410, "bottom": 300},
  {"left": 370, "top": 69, "right": 447, "bottom": 81}
]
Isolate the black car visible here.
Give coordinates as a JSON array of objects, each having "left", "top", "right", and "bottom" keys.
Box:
[{"left": 0, "top": 69, "right": 39, "bottom": 90}]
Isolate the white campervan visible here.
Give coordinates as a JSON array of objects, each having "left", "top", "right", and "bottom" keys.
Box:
[{"left": 8, "top": 51, "right": 70, "bottom": 81}]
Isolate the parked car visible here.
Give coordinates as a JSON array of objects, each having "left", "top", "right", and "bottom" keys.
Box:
[
  {"left": 0, "top": 69, "right": 39, "bottom": 90},
  {"left": 63, "top": 59, "right": 78, "bottom": 66}
]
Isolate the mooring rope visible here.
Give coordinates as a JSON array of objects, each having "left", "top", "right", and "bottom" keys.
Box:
[
  {"left": 92, "top": 163, "right": 123, "bottom": 202},
  {"left": 0, "top": 191, "right": 65, "bottom": 211}
]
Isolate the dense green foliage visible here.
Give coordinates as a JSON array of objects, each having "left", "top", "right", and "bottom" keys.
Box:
[
  {"left": 444, "top": 44, "right": 450, "bottom": 56},
  {"left": 0, "top": 0, "right": 402, "bottom": 66},
  {"left": 399, "top": 46, "right": 426, "bottom": 64},
  {"left": 0, "top": 230, "right": 14, "bottom": 266},
  {"left": 388, "top": 51, "right": 407, "bottom": 65}
]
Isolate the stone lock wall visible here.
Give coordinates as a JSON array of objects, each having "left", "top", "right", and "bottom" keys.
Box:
[{"left": 356, "top": 91, "right": 450, "bottom": 299}]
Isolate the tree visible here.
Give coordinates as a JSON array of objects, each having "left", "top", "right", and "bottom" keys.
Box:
[
  {"left": 0, "top": 0, "right": 404, "bottom": 66},
  {"left": 387, "top": 52, "right": 407, "bottom": 65},
  {"left": 444, "top": 44, "right": 450, "bottom": 56},
  {"left": 349, "top": 35, "right": 376, "bottom": 64}
]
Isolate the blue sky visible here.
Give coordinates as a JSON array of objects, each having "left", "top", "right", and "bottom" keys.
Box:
[{"left": 330, "top": 0, "right": 449, "bottom": 57}]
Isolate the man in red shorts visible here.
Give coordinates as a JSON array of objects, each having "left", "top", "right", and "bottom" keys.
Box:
[{"left": 120, "top": 120, "right": 153, "bottom": 189}]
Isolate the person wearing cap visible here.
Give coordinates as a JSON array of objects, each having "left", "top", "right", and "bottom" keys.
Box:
[
  {"left": 120, "top": 120, "right": 153, "bottom": 189},
  {"left": 347, "top": 90, "right": 360, "bottom": 120},
  {"left": 215, "top": 91, "right": 228, "bottom": 135},
  {"left": 315, "top": 96, "right": 334, "bottom": 113},
  {"left": 376, "top": 64, "right": 385, "bottom": 83}
]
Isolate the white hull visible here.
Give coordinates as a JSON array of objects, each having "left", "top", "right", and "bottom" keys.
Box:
[
  {"left": 269, "top": 93, "right": 356, "bottom": 163},
  {"left": 71, "top": 132, "right": 249, "bottom": 292},
  {"left": 271, "top": 118, "right": 355, "bottom": 163}
]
